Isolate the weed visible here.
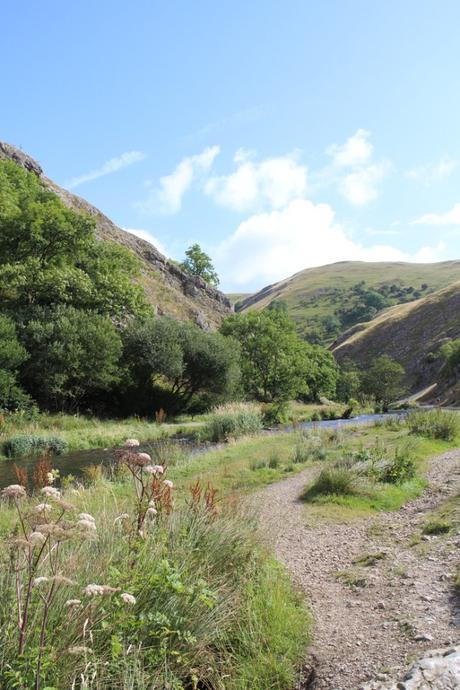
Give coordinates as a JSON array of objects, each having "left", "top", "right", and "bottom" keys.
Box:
[
  {"left": 268, "top": 452, "right": 280, "bottom": 469},
  {"left": 302, "top": 466, "right": 357, "bottom": 500},
  {"left": 407, "top": 409, "right": 459, "bottom": 441},
  {"left": 422, "top": 518, "right": 452, "bottom": 535},
  {"left": 335, "top": 570, "right": 367, "bottom": 588},
  {"left": 353, "top": 551, "right": 387, "bottom": 567}
]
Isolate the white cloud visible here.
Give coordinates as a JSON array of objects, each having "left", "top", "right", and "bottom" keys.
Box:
[
  {"left": 406, "top": 157, "right": 458, "bottom": 185},
  {"left": 326, "top": 129, "right": 373, "bottom": 167},
  {"left": 323, "top": 129, "right": 389, "bottom": 206},
  {"left": 215, "top": 199, "right": 444, "bottom": 289},
  {"left": 123, "top": 228, "right": 168, "bottom": 256},
  {"left": 66, "top": 151, "right": 146, "bottom": 189},
  {"left": 339, "top": 162, "right": 389, "bottom": 206},
  {"left": 205, "top": 151, "right": 307, "bottom": 211},
  {"left": 413, "top": 203, "right": 460, "bottom": 226},
  {"left": 138, "top": 146, "right": 219, "bottom": 215}
]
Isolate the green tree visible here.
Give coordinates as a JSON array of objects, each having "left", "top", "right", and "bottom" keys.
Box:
[
  {"left": 0, "top": 159, "right": 150, "bottom": 320},
  {"left": 336, "top": 359, "right": 362, "bottom": 402},
  {"left": 440, "top": 339, "right": 460, "bottom": 379},
  {"left": 180, "top": 243, "right": 219, "bottom": 287},
  {"left": 0, "top": 315, "right": 30, "bottom": 410},
  {"left": 221, "top": 310, "right": 336, "bottom": 402},
  {"left": 361, "top": 355, "right": 405, "bottom": 410},
  {"left": 122, "top": 317, "right": 240, "bottom": 413},
  {"left": 20, "top": 306, "right": 123, "bottom": 411}
]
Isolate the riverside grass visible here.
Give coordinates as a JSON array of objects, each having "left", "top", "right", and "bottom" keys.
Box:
[{"left": 0, "top": 476, "right": 309, "bottom": 690}]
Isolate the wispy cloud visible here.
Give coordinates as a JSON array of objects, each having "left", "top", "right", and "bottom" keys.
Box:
[
  {"left": 137, "top": 146, "right": 220, "bottom": 215},
  {"left": 405, "top": 157, "right": 458, "bottom": 185},
  {"left": 184, "top": 105, "right": 266, "bottom": 142},
  {"left": 413, "top": 202, "right": 460, "bottom": 226},
  {"left": 65, "top": 151, "right": 146, "bottom": 190}
]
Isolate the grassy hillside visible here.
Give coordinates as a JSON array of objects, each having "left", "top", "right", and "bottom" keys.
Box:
[
  {"left": 0, "top": 141, "right": 232, "bottom": 329},
  {"left": 333, "top": 281, "right": 460, "bottom": 402},
  {"left": 237, "top": 261, "right": 460, "bottom": 343}
]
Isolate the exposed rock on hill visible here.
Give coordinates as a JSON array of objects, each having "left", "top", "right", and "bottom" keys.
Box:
[
  {"left": 333, "top": 281, "right": 460, "bottom": 400},
  {"left": 0, "top": 141, "right": 232, "bottom": 329}
]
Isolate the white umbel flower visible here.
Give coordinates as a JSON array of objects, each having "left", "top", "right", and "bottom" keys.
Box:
[{"left": 120, "top": 592, "right": 136, "bottom": 605}]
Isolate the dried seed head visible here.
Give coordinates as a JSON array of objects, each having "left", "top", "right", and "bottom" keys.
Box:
[
  {"left": 120, "top": 592, "right": 136, "bottom": 605},
  {"left": 2, "top": 484, "right": 26, "bottom": 498},
  {"left": 78, "top": 513, "right": 95, "bottom": 523},
  {"left": 33, "top": 576, "right": 49, "bottom": 587},
  {"left": 65, "top": 599, "right": 81, "bottom": 607},
  {"left": 124, "top": 439, "right": 140, "bottom": 448},
  {"left": 41, "top": 486, "right": 61, "bottom": 499},
  {"left": 29, "top": 532, "right": 46, "bottom": 546},
  {"left": 34, "top": 503, "right": 52, "bottom": 514}
]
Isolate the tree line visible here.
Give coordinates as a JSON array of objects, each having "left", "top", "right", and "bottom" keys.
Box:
[{"left": 0, "top": 159, "right": 406, "bottom": 416}]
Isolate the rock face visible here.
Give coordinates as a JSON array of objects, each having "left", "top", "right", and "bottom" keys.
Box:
[
  {"left": 0, "top": 142, "right": 232, "bottom": 329},
  {"left": 361, "top": 645, "right": 460, "bottom": 690},
  {"left": 333, "top": 281, "right": 460, "bottom": 401}
]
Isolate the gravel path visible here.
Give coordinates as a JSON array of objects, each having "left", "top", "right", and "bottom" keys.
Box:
[{"left": 254, "top": 450, "right": 460, "bottom": 690}]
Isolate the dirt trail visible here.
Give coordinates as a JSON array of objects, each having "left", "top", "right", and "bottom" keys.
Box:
[{"left": 254, "top": 450, "right": 460, "bottom": 690}]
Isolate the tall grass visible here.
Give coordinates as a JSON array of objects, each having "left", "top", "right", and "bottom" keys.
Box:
[
  {"left": 0, "top": 467, "right": 308, "bottom": 689},
  {"left": 201, "top": 403, "right": 263, "bottom": 443},
  {"left": 407, "top": 409, "right": 460, "bottom": 441}
]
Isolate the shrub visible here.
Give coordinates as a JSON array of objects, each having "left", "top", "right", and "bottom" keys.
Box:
[
  {"left": 378, "top": 446, "right": 416, "bottom": 484},
  {"left": 292, "top": 441, "right": 311, "bottom": 464},
  {"left": 3, "top": 435, "right": 68, "bottom": 458},
  {"left": 422, "top": 519, "right": 451, "bottom": 535},
  {"left": 302, "top": 465, "right": 357, "bottom": 499},
  {"left": 202, "top": 403, "right": 262, "bottom": 442},
  {"left": 310, "top": 411, "right": 321, "bottom": 422},
  {"left": 407, "top": 409, "right": 460, "bottom": 441},
  {"left": 261, "top": 402, "right": 289, "bottom": 426}
]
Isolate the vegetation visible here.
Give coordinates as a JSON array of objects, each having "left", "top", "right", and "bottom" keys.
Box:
[
  {"left": 407, "top": 409, "right": 460, "bottom": 440},
  {"left": 360, "top": 355, "right": 405, "bottom": 410},
  {"left": 0, "top": 445, "right": 309, "bottom": 689},
  {"left": 221, "top": 309, "right": 337, "bottom": 403},
  {"left": 180, "top": 243, "right": 220, "bottom": 287},
  {"left": 201, "top": 402, "right": 263, "bottom": 442}
]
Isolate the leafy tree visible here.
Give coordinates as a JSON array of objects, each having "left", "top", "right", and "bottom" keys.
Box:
[
  {"left": 361, "top": 355, "right": 405, "bottom": 410},
  {"left": 0, "top": 159, "right": 149, "bottom": 320},
  {"left": 122, "top": 317, "right": 240, "bottom": 413},
  {"left": 20, "top": 306, "right": 123, "bottom": 411},
  {"left": 0, "top": 315, "right": 30, "bottom": 410},
  {"left": 439, "top": 338, "right": 460, "bottom": 379},
  {"left": 220, "top": 310, "right": 337, "bottom": 402},
  {"left": 180, "top": 243, "right": 219, "bottom": 287},
  {"left": 336, "top": 359, "right": 362, "bottom": 402}
]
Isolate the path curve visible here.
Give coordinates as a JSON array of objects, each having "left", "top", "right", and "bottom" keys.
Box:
[{"left": 253, "top": 450, "right": 460, "bottom": 689}]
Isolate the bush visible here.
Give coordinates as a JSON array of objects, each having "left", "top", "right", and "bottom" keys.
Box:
[
  {"left": 261, "top": 402, "right": 289, "bottom": 426},
  {"left": 268, "top": 452, "right": 280, "bottom": 468},
  {"left": 302, "top": 465, "right": 357, "bottom": 499},
  {"left": 422, "top": 519, "right": 451, "bottom": 535},
  {"left": 407, "top": 409, "right": 460, "bottom": 441},
  {"left": 351, "top": 441, "right": 415, "bottom": 484},
  {"left": 202, "top": 403, "right": 263, "bottom": 442},
  {"left": 3, "top": 435, "right": 68, "bottom": 458},
  {"left": 378, "top": 446, "right": 416, "bottom": 484}
]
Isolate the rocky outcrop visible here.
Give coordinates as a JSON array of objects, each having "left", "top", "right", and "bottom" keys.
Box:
[
  {"left": 0, "top": 142, "right": 232, "bottom": 329},
  {"left": 361, "top": 645, "right": 460, "bottom": 690}
]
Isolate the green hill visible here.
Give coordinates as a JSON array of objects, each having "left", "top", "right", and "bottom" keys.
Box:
[
  {"left": 333, "top": 281, "right": 460, "bottom": 402},
  {"left": 236, "top": 261, "right": 460, "bottom": 343}
]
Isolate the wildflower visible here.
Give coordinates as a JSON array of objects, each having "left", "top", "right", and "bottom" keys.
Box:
[
  {"left": 35, "top": 503, "right": 52, "bottom": 513},
  {"left": 33, "top": 576, "right": 49, "bottom": 587},
  {"left": 68, "top": 645, "right": 93, "bottom": 656},
  {"left": 120, "top": 592, "right": 136, "bottom": 605},
  {"left": 143, "top": 465, "right": 155, "bottom": 474},
  {"left": 2, "top": 484, "right": 26, "bottom": 498},
  {"left": 113, "top": 513, "right": 130, "bottom": 524},
  {"left": 146, "top": 507, "right": 157, "bottom": 517},
  {"left": 78, "top": 512, "right": 95, "bottom": 523},
  {"left": 29, "top": 532, "right": 46, "bottom": 546},
  {"left": 137, "top": 452, "right": 152, "bottom": 464},
  {"left": 41, "top": 486, "right": 61, "bottom": 499},
  {"left": 124, "top": 439, "right": 140, "bottom": 448},
  {"left": 77, "top": 519, "right": 97, "bottom": 531},
  {"left": 47, "top": 469, "right": 60, "bottom": 484},
  {"left": 65, "top": 599, "right": 81, "bottom": 607},
  {"left": 163, "top": 480, "right": 174, "bottom": 489},
  {"left": 153, "top": 465, "right": 165, "bottom": 475}
]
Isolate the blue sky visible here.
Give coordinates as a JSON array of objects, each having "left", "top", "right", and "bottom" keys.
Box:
[{"left": 2, "top": 0, "right": 460, "bottom": 291}]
